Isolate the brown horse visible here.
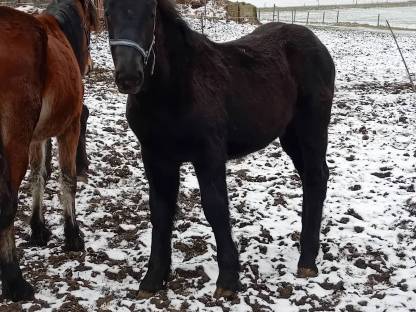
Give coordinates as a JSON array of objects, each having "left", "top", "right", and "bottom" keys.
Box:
[{"left": 0, "top": 0, "right": 97, "bottom": 301}]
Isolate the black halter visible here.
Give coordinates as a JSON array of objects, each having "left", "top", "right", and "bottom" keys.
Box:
[{"left": 108, "top": 12, "right": 157, "bottom": 76}]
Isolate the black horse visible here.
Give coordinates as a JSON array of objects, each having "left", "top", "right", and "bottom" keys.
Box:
[{"left": 104, "top": 0, "right": 335, "bottom": 299}]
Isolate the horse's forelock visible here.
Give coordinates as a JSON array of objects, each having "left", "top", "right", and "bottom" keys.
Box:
[
  {"left": 79, "top": 0, "right": 98, "bottom": 31},
  {"left": 86, "top": 0, "right": 99, "bottom": 31}
]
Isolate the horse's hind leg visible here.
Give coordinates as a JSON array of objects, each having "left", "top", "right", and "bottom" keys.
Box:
[
  {"left": 294, "top": 94, "right": 331, "bottom": 278},
  {"left": 0, "top": 140, "right": 34, "bottom": 301},
  {"left": 280, "top": 122, "right": 304, "bottom": 180},
  {"left": 58, "top": 119, "right": 84, "bottom": 251},
  {"left": 29, "top": 140, "right": 52, "bottom": 246}
]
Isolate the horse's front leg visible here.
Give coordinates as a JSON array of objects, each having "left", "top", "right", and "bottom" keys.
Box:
[
  {"left": 193, "top": 150, "right": 240, "bottom": 299},
  {"left": 138, "top": 150, "right": 180, "bottom": 298}
]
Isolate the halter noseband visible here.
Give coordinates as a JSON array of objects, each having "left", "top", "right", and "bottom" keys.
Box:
[{"left": 108, "top": 12, "right": 157, "bottom": 76}]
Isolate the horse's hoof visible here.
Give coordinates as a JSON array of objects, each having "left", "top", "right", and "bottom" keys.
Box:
[
  {"left": 30, "top": 226, "right": 52, "bottom": 247},
  {"left": 63, "top": 232, "right": 85, "bottom": 252},
  {"left": 2, "top": 277, "right": 35, "bottom": 302},
  {"left": 137, "top": 290, "right": 155, "bottom": 299},
  {"left": 297, "top": 267, "right": 318, "bottom": 278},
  {"left": 213, "top": 287, "right": 237, "bottom": 300}
]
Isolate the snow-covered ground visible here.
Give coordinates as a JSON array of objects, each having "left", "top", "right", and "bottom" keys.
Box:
[{"left": 1, "top": 16, "right": 416, "bottom": 312}]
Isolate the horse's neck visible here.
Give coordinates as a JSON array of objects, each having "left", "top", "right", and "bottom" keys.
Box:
[
  {"left": 153, "top": 9, "right": 203, "bottom": 81},
  {"left": 36, "top": 15, "right": 65, "bottom": 43},
  {"left": 40, "top": 6, "right": 85, "bottom": 73}
]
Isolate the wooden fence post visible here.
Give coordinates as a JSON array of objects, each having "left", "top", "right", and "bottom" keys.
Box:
[
  {"left": 307, "top": 11, "right": 309, "bottom": 24},
  {"left": 322, "top": 11, "right": 325, "bottom": 24},
  {"left": 272, "top": 4, "right": 276, "bottom": 22},
  {"left": 337, "top": 10, "right": 339, "bottom": 23},
  {"left": 377, "top": 14, "right": 380, "bottom": 27},
  {"left": 386, "top": 20, "right": 415, "bottom": 91}
]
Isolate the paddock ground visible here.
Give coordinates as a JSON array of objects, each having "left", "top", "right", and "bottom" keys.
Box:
[{"left": 1, "top": 18, "right": 416, "bottom": 312}]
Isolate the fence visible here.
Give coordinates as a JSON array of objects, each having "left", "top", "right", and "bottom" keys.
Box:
[{"left": 255, "top": 6, "right": 408, "bottom": 29}]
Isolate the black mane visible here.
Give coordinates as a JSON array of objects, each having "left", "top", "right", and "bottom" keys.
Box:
[
  {"left": 157, "top": 0, "right": 208, "bottom": 49},
  {"left": 45, "top": 0, "right": 84, "bottom": 71}
]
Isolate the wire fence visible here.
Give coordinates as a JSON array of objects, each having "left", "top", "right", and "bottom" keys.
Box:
[{"left": 255, "top": 6, "right": 416, "bottom": 30}]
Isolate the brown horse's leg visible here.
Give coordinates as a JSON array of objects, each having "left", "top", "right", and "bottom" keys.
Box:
[
  {"left": 0, "top": 141, "right": 34, "bottom": 301},
  {"left": 76, "top": 105, "right": 90, "bottom": 182},
  {"left": 29, "top": 141, "right": 52, "bottom": 246},
  {"left": 58, "top": 119, "right": 84, "bottom": 251},
  {"left": 138, "top": 149, "right": 180, "bottom": 298},
  {"left": 193, "top": 147, "right": 240, "bottom": 299},
  {"left": 295, "top": 97, "right": 331, "bottom": 278}
]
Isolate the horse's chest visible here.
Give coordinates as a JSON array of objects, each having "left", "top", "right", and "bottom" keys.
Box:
[{"left": 127, "top": 103, "right": 198, "bottom": 155}]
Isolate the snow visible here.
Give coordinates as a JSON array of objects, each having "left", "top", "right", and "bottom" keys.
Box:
[{"left": 1, "top": 7, "right": 416, "bottom": 312}]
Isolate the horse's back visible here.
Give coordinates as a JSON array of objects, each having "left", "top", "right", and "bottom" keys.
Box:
[
  {"left": 227, "top": 22, "right": 334, "bottom": 84},
  {"left": 0, "top": 7, "right": 47, "bottom": 99},
  {"left": 215, "top": 22, "right": 334, "bottom": 158}
]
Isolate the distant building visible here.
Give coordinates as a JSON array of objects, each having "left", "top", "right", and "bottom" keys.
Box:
[{"left": 225, "top": 1, "right": 259, "bottom": 24}]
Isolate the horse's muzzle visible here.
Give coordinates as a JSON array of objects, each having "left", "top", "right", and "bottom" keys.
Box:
[
  {"left": 113, "top": 47, "right": 144, "bottom": 94},
  {"left": 115, "top": 73, "right": 143, "bottom": 94}
]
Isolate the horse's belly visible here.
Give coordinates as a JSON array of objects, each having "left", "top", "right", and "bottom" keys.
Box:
[
  {"left": 226, "top": 125, "right": 284, "bottom": 159},
  {"left": 226, "top": 99, "right": 294, "bottom": 158}
]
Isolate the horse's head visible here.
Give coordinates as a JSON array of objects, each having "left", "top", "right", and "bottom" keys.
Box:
[{"left": 104, "top": 0, "right": 157, "bottom": 94}]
